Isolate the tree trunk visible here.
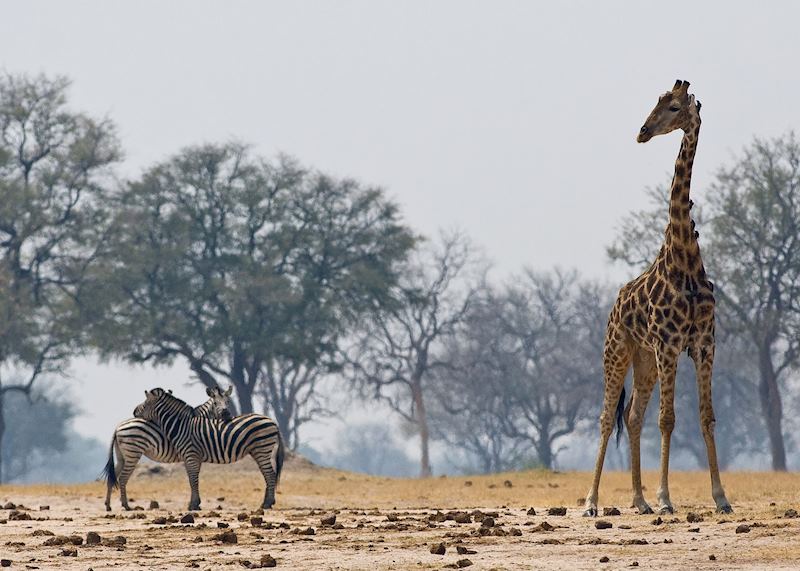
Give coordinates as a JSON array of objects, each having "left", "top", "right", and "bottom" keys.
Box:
[
  {"left": 236, "top": 381, "right": 254, "bottom": 414},
  {"left": 757, "top": 344, "right": 786, "bottom": 471},
  {"left": 412, "top": 383, "right": 432, "bottom": 477},
  {"left": 537, "top": 438, "right": 553, "bottom": 470}
]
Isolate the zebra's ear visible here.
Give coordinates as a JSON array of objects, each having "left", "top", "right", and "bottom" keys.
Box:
[
  {"left": 168, "top": 389, "right": 173, "bottom": 395},
  {"left": 224, "top": 385, "right": 233, "bottom": 397},
  {"left": 206, "top": 386, "right": 215, "bottom": 397},
  {"left": 144, "top": 390, "right": 150, "bottom": 397}
]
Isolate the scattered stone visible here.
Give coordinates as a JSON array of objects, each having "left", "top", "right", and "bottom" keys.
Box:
[
  {"left": 260, "top": 554, "right": 277, "bottom": 567},
  {"left": 386, "top": 513, "right": 399, "bottom": 522},
  {"left": 600, "top": 556, "right": 610, "bottom": 563},
  {"left": 464, "top": 481, "right": 472, "bottom": 487},
  {"left": 237, "top": 512, "right": 248, "bottom": 521},
  {"left": 180, "top": 514, "right": 195, "bottom": 524},
  {"left": 430, "top": 542, "right": 446, "bottom": 555},
  {"left": 454, "top": 512, "right": 471, "bottom": 524},
  {"left": 709, "top": 555, "right": 716, "bottom": 561},
  {"left": 152, "top": 517, "right": 167, "bottom": 525},
  {"left": 526, "top": 507, "right": 536, "bottom": 516},
  {"left": 456, "top": 559, "right": 473, "bottom": 568},
  {"left": 43, "top": 536, "right": 83, "bottom": 546},
  {"left": 217, "top": 522, "right": 229, "bottom": 528},
  {"left": 213, "top": 530, "right": 238, "bottom": 544},
  {"left": 456, "top": 546, "right": 476, "bottom": 555},
  {"left": 503, "top": 480, "right": 513, "bottom": 488},
  {"left": 480, "top": 517, "right": 495, "bottom": 528},
  {"left": 595, "top": 520, "right": 613, "bottom": 530},
  {"left": 688, "top": 527, "right": 700, "bottom": 533},
  {"left": 295, "top": 527, "right": 315, "bottom": 536},
  {"left": 102, "top": 536, "right": 127, "bottom": 547},
  {"left": 631, "top": 562, "right": 639, "bottom": 567},
  {"left": 541, "top": 538, "right": 562, "bottom": 545},
  {"left": 735, "top": 524, "right": 750, "bottom": 534},
  {"left": 2, "top": 502, "right": 15, "bottom": 509},
  {"left": 8, "top": 511, "right": 31, "bottom": 521},
  {"left": 38, "top": 506, "right": 49, "bottom": 511},
  {"left": 603, "top": 507, "right": 621, "bottom": 516},
  {"left": 651, "top": 517, "right": 663, "bottom": 526},
  {"left": 86, "top": 532, "right": 101, "bottom": 546},
  {"left": 547, "top": 507, "right": 567, "bottom": 516},
  {"left": 0, "top": 560, "right": 9, "bottom": 567},
  {"left": 530, "top": 521, "right": 555, "bottom": 532},
  {"left": 621, "top": 539, "right": 648, "bottom": 545},
  {"left": 32, "top": 530, "right": 54, "bottom": 536},
  {"left": 686, "top": 512, "right": 703, "bottom": 523},
  {"left": 619, "top": 524, "right": 632, "bottom": 529},
  {"left": 217, "top": 497, "right": 225, "bottom": 501},
  {"left": 320, "top": 514, "right": 336, "bottom": 526},
  {"left": 251, "top": 517, "right": 263, "bottom": 527},
  {"left": 60, "top": 548, "right": 77, "bottom": 557},
  {"left": 149, "top": 501, "right": 159, "bottom": 510},
  {"left": 784, "top": 509, "right": 798, "bottom": 519}
]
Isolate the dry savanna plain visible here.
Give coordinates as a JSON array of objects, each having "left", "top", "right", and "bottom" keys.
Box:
[{"left": 0, "top": 456, "right": 799, "bottom": 570}]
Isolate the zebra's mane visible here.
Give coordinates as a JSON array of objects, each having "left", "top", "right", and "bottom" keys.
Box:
[{"left": 150, "top": 388, "right": 195, "bottom": 416}]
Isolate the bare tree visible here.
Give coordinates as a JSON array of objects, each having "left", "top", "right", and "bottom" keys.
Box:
[
  {"left": 0, "top": 73, "right": 120, "bottom": 481},
  {"left": 346, "top": 232, "right": 481, "bottom": 477}
]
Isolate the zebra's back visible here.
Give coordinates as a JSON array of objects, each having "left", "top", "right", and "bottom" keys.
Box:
[
  {"left": 191, "top": 414, "right": 280, "bottom": 464},
  {"left": 115, "top": 418, "right": 181, "bottom": 463}
]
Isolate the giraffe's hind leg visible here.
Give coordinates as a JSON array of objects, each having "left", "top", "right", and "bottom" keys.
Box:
[
  {"left": 251, "top": 447, "right": 278, "bottom": 510},
  {"left": 626, "top": 349, "right": 657, "bottom": 514},
  {"left": 584, "top": 326, "right": 632, "bottom": 517}
]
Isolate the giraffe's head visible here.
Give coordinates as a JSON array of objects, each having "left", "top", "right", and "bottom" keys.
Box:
[{"left": 637, "top": 79, "right": 700, "bottom": 143}]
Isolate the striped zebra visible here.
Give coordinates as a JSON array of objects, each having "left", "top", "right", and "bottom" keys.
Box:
[
  {"left": 133, "top": 387, "right": 285, "bottom": 510},
  {"left": 102, "top": 386, "right": 233, "bottom": 511}
]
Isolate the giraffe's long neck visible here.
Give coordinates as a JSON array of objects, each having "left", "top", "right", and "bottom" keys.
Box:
[{"left": 665, "top": 118, "right": 703, "bottom": 276}]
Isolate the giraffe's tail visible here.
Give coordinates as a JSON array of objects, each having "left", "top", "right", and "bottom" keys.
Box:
[{"left": 614, "top": 386, "right": 626, "bottom": 448}]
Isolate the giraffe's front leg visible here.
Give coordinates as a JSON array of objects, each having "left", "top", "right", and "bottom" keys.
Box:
[
  {"left": 627, "top": 354, "right": 657, "bottom": 515},
  {"left": 655, "top": 349, "right": 679, "bottom": 515},
  {"left": 691, "top": 343, "right": 733, "bottom": 514}
]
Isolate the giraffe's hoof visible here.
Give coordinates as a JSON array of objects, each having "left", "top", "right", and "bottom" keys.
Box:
[
  {"left": 658, "top": 506, "right": 674, "bottom": 515},
  {"left": 637, "top": 505, "right": 654, "bottom": 515},
  {"left": 716, "top": 504, "right": 733, "bottom": 514},
  {"left": 122, "top": 505, "right": 131, "bottom": 511},
  {"left": 582, "top": 507, "right": 597, "bottom": 517}
]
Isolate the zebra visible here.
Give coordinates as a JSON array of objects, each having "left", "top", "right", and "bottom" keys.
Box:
[
  {"left": 133, "top": 387, "right": 285, "bottom": 510},
  {"left": 102, "top": 386, "right": 233, "bottom": 511}
]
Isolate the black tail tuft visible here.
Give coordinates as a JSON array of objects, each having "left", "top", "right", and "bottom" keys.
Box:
[
  {"left": 100, "top": 434, "right": 118, "bottom": 490},
  {"left": 614, "top": 386, "right": 626, "bottom": 448},
  {"left": 275, "top": 431, "right": 285, "bottom": 486}
]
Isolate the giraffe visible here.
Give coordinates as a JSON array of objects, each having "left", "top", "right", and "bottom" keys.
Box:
[{"left": 583, "top": 80, "right": 732, "bottom": 517}]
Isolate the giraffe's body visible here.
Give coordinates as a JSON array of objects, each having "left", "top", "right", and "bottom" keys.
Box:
[{"left": 584, "top": 80, "right": 732, "bottom": 516}]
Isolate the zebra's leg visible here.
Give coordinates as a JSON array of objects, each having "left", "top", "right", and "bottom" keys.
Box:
[
  {"left": 117, "top": 449, "right": 143, "bottom": 511},
  {"left": 184, "top": 456, "right": 203, "bottom": 511},
  {"left": 251, "top": 449, "right": 278, "bottom": 509}
]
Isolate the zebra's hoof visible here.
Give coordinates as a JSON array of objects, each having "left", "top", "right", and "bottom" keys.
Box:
[
  {"left": 716, "top": 504, "right": 733, "bottom": 514},
  {"left": 582, "top": 507, "right": 597, "bottom": 517},
  {"left": 105, "top": 505, "right": 111, "bottom": 512}
]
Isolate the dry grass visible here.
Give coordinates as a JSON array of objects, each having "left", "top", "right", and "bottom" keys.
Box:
[{"left": 1, "top": 459, "right": 798, "bottom": 570}]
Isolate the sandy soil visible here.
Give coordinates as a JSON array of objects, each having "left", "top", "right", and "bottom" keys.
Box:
[{"left": 0, "top": 458, "right": 798, "bottom": 570}]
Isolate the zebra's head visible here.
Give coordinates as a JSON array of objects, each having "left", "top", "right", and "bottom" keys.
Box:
[
  {"left": 133, "top": 387, "right": 183, "bottom": 421},
  {"left": 205, "top": 385, "right": 234, "bottom": 422}
]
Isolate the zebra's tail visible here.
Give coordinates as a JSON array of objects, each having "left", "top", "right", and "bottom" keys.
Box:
[
  {"left": 274, "top": 430, "right": 285, "bottom": 486},
  {"left": 101, "top": 433, "right": 119, "bottom": 490}
]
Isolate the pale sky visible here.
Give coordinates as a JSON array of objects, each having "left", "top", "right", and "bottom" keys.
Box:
[{"left": 2, "top": 1, "right": 799, "bottom": 453}]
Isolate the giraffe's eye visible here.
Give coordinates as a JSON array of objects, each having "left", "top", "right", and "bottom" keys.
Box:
[{"left": 669, "top": 106, "right": 680, "bottom": 112}]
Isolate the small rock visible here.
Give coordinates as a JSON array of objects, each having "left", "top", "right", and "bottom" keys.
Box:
[
  {"left": 213, "top": 530, "right": 238, "bottom": 544},
  {"left": 526, "top": 507, "right": 536, "bottom": 516},
  {"left": 618, "top": 524, "right": 632, "bottom": 530},
  {"left": 217, "top": 522, "right": 229, "bottom": 528},
  {"left": 456, "top": 546, "right": 476, "bottom": 555},
  {"left": 709, "top": 555, "right": 716, "bottom": 561},
  {"left": 297, "top": 527, "right": 315, "bottom": 536},
  {"left": 0, "top": 560, "right": 9, "bottom": 567},
  {"left": 464, "top": 481, "right": 472, "bottom": 487},
  {"left": 456, "top": 559, "right": 473, "bottom": 568},
  {"left": 251, "top": 517, "right": 263, "bottom": 527},
  {"left": 180, "top": 513, "right": 195, "bottom": 524},
  {"left": 600, "top": 556, "right": 610, "bottom": 563},
  {"left": 32, "top": 529, "right": 54, "bottom": 536},
  {"left": 102, "top": 536, "right": 127, "bottom": 547},
  {"left": 454, "top": 512, "right": 471, "bottom": 524},
  {"left": 153, "top": 517, "right": 167, "bottom": 525},
  {"left": 531, "top": 521, "right": 555, "bottom": 532},
  {"left": 480, "top": 517, "right": 495, "bottom": 528},
  {"left": 735, "top": 524, "right": 750, "bottom": 534},
  {"left": 631, "top": 562, "right": 639, "bottom": 568},
  {"left": 38, "top": 505, "right": 49, "bottom": 511},
  {"left": 149, "top": 501, "right": 159, "bottom": 510},
  {"left": 86, "top": 532, "right": 101, "bottom": 545},
  {"left": 430, "top": 542, "right": 446, "bottom": 555},
  {"left": 686, "top": 512, "right": 703, "bottom": 523},
  {"left": 603, "top": 507, "right": 621, "bottom": 516},
  {"left": 688, "top": 527, "right": 700, "bottom": 533},
  {"left": 547, "top": 507, "right": 567, "bottom": 516},
  {"left": 8, "top": 511, "right": 31, "bottom": 521},
  {"left": 2, "top": 502, "right": 15, "bottom": 509},
  {"left": 595, "top": 520, "right": 613, "bottom": 530},
  {"left": 386, "top": 513, "right": 399, "bottom": 522},
  {"left": 260, "top": 554, "right": 277, "bottom": 567},
  {"left": 503, "top": 480, "right": 513, "bottom": 488},
  {"left": 651, "top": 517, "right": 663, "bottom": 525},
  {"left": 320, "top": 514, "right": 336, "bottom": 526},
  {"left": 784, "top": 509, "right": 798, "bottom": 519},
  {"left": 60, "top": 548, "right": 77, "bottom": 557}
]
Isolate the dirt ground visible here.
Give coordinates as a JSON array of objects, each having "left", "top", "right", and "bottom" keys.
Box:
[{"left": 1, "top": 457, "right": 799, "bottom": 570}]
